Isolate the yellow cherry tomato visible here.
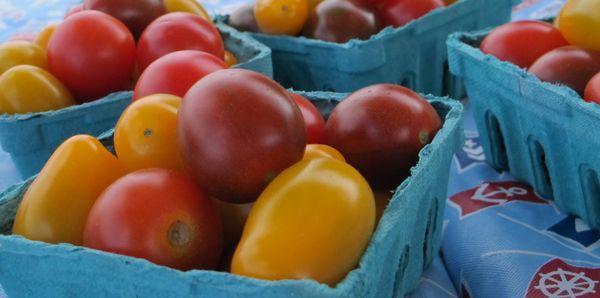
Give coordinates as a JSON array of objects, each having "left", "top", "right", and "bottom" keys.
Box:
[
  {"left": 114, "top": 94, "right": 183, "bottom": 172},
  {"left": 558, "top": 0, "right": 600, "bottom": 51},
  {"left": 0, "top": 41, "right": 47, "bottom": 75},
  {"left": 224, "top": 50, "right": 238, "bottom": 67},
  {"left": 12, "top": 135, "right": 125, "bottom": 245},
  {"left": 303, "top": 144, "right": 345, "bottom": 162},
  {"left": 232, "top": 158, "right": 375, "bottom": 286},
  {"left": 35, "top": 23, "right": 58, "bottom": 50},
  {"left": 164, "top": 0, "right": 212, "bottom": 23},
  {"left": 0, "top": 65, "right": 75, "bottom": 114},
  {"left": 254, "top": 0, "right": 308, "bottom": 35}
]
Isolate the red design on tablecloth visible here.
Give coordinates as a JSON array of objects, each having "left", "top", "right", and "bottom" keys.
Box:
[
  {"left": 527, "top": 259, "right": 600, "bottom": 298},
  {"left": 450, "top": 181, "right": 546, "bottom": 218}
]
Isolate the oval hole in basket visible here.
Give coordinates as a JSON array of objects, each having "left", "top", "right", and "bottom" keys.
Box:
[
  {"left": 392, "top": 246, "right": 410, "bottom": 296},
  {"left": 484, "top": 111, "right": 510, "bottom": 171},
  {"left": 422, "top": 198, "right": 439, "bottom": 271},
  {"left": 398, "top": 72, "right": 416, "bottom": 90},
  {"left": 579, "top": 166, "right": 600, "bottom": 227},
  {"left": 527, "top": 138, "right": 553, "bottom": 200}
]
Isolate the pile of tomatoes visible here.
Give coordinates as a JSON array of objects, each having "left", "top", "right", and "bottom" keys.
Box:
[
  {"left": 0, "top": 0, "right": 236, "bottom": 115},
  {"left": 480, "top": 0, "right": 600, "bottom": 104},
  {"left": 229, "top": 0, "right": 456, "bottom": 43},
  {"left": 11, "top": 64, "right": 441, "bottom": 284}
]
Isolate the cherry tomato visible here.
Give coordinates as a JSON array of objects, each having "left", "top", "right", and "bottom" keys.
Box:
[
  {"left": 584, "top": 72, "right": 600, "bottom": 104},
  {"left": 137, "top": 12, "right": 224, "bottom": 72},
  {"left": 380, "top": 0, "right": 445, "bottom": 28},
  {"left": 303, "top": 0, "right": 379, "bottom": 43},
  {"left": 558, "top": 0, "right": 600, "bottom": 51},
  {"left": 229, "top": 3, "right": 260, "bottom": 33},
  {"left": 0, "top": 41, "right": 46, "bottom": 75},
  {"left": 480, "top": 20, "right": 568, "bottom": 69},
  {"left": 83, "top": 0, "right": 167, "bottom": 39},
  {"left": 529, "top": 46, "right": 600, "bottom": 96},
  {"left": 178, "top": 69, "right": 306, "bottom": 204},
  {"left": 133, "top": 50, "right": 226, "bottom": 100},
  {"left": 47, "top": 11, "right": 136, "bottom": 102},
  {"left": 224, "top": 51, "right": 238, "bottom": 67},
  {"left": 254, "top": 0, "right": 308, "bottom": 35},
  {"left": 34, "top": 24, "right": 58, "bottom": 50},
  {"left": 164, "top": 0, "right": 212, "bottom": 23},
  {"left": 114, "top": 94, "right": 183, "bottom": 172},
  {"left": 0, "top": 65, "right": 75, "bottom": 114},
  {"left": 232, "top": 158, "right": 375, "bottom": 286},
  {"left": 289, "top": 93, "right": 326, "bottom": 143},
  {"left": 84, "top": 169, "right": 223, "bottom": 271},
  {"left": 303, "top": 144, "right": 345, "bottom": 162},
  {"left": 326, "top": 84, "right": 441, "bottom": 189},
  {"left": 65, "top": 4, "right": 83, "bottom": 18},
  {"left": 13, "top": 135, "right": 125, "bottom": 245},
  {"left": 307, "top": 0, "right": 324, "bottom": 12}
]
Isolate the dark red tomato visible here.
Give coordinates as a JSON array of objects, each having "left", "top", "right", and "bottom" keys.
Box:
[
  {"left": 137, "top": 12, "right": 225, "bottom": 72},
  {"left": 584, "top": 72, "right": 600, "bottom": 104},
  {"left": 229, "top": 3, "right": 260, "bottom": 33},
  {"left": 530, "top": 46, "right": 600, "bottom": 96},
  {"left": 350, "top": 0, "right": 386, "bottom": 8},
  {"left": 83, "top": 0, "right": 167, "bottom": 39},
  {"left": 83, "top": 168, "right": 223, "bottom": 271},
  {"left": 290, "top": 93, "right": 326, "bottom": 144},
  {"left": 326, "top": 84, "right": 441, "bottom": 189},
  {"left": 65, "top": 4, "right": 83, "bottom": 18},
  {"left": 380, "top": 0, "right": 444, "bottom": 28},
  {"left": 303, "top": 0, "right": 379, "bottom": 43},
  {"left": 133, "top": 50, "right": 227, "bottom": 100},
  {"left": 480, "top": 21, "right": 569, "bottom": 69},
  {"left": 47, "top": 11, "right": 136, "bottom": 102},
  {"left": 178, "top": 69, "right": 306, "bottom": 203}
]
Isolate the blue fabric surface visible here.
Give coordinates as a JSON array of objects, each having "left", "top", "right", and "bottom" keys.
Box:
[{"left": 0, "top": 0, "right": 589, "bottom": 297}]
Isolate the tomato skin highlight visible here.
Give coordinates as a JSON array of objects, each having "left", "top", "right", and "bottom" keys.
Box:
[
  {"left": 480, "top": 20, "right": 569, "bottom": 69},
  {"left": 84, "top": 168, "right": 223, "bottom": 271},
  {"left": 47, "top": 11, "right": 136, "bottom": 102},
  {"left": 137, "top": 12, "right": 225, "bottom": 72},
  {"left": 178, "top": 69, "right": 306, "bottom": 204}
]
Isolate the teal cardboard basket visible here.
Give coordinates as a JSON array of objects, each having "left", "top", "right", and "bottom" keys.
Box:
[
  {"left": 448, "top": 29, "right": 600, "bottom": 229},
  {"left": 222, "top": 0, "right": 519, "bottom": 96},
  {"left": 0, "top": 23, "right": 273, "bottom": 178},
  {"left": 0, "top": 91, "right": 464, "bottom": 297}
]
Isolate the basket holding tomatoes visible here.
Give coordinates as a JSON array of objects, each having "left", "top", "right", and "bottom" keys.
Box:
[
  {"left": 11, "top": 63, "right": 442, "bottom": 285},
  {"left": 229, "top": 0, "right": 455, "bottom": 43}
]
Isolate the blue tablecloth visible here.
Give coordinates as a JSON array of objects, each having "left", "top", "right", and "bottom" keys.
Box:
[{"left": 3, "top": 1, "right": 596, "bottom": 297}]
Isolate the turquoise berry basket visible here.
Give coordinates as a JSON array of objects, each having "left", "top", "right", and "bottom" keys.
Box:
[
  {"left": 0, "top": 91, "right": 463, "bottom": 297},
  {"left": 221, "top": 0, "right": 520, "bottom": 96},
  {"left": 0, "top": 23, "right": 273, "bottom": 178},
  {"left": 448, "top": 28, "right": 600, "bottom": 229}
]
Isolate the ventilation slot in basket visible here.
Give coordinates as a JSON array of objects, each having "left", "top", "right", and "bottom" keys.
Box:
[
  {"left": 392, "top": 246, "right": 410, "bottom": 296},
  {"left": 528, "top": 139, "right": 553, "bottom": 199},
  {"left": 422, "top": 198, "right": 439, "bottom": 270},
  {"left": 580, "top": 167, "right": 600, "bottom": 226},
  {"left": 441, "top": 60, "right": 452, "bottom": 96},
  {"left": 485, "top": 111, "right": 509, "bottom": 171},
  {"left": 399, "top": 72, "right": 416, "bottom": 90}
]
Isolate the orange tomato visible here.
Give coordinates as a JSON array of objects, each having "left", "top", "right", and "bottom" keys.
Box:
[
  {"left": 35, "top": 23, "right": 58, "bottom": 50},
  {"left": 224, "top": 50, "right": 238, "bottom": 67},
  {"left": 303, "top": 144, "right": 345, "bottom": 162},
  {"left": 254, "top": 0, "right": 308, "bottom": 35}
]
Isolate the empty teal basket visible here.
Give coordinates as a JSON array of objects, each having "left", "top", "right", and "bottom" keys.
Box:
[
  {"left": 0, "top": 23, "right": 273, "bottom": 178},
  {"left": 0, "top": 91, "right": 464, "bottom": 297}
]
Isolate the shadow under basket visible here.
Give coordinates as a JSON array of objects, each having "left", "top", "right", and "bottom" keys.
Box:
[
  {"left": 448, "top": 28, "right": 600, "bottom": 229},
  {"left": 0, "top": 22, "right": 273, "bottom": 178},
  {"left": 0, "top": 91, "right": 464, "bottom": 297}
]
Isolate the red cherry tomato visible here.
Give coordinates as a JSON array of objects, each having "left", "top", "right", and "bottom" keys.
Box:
[
  {"left": 137, "top": 12, "right": 225, "bottom": 72},
  {"left": 47, "top": 11, "right": 136, "bottom": 102},
  {"left": 178, "top": 69, "right": 306, "bottom": 204},
  {"left": 65, "top": 4, "right": 83, "bottom": 18},
  {"left": 326, "top": 84, "right": 441, "bottom": 189},
  {"left": 380, "top": 0, "right": 444, "bottom": 28},
  {"left": 584, "top": 72, "right": 600, "bottom": 104},
  {"left": 83, "top": 0, "right": 167, "bottom": 39},
  {"left": 529, "top": 46, "right": 600, "bottom": 96},
  {"left": 133, "top": 50, "right": 227, "bottom": 100},
  {"left": 83, "top": 168, "right": 223, "bottom": 271},
  {"left": 289, "top": 93, "right": 326, "bottom": 144},
  {"left": 480, "top": 21, "right": 568, "bottom": 69}
]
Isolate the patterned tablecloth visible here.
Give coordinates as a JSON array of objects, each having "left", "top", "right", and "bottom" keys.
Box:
[{"left": 5, "top": 1, "right": 598, "bottom": 297}]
